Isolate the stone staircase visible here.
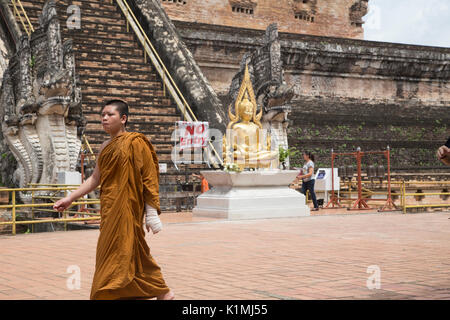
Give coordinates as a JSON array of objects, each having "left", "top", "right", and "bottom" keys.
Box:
[{"left": 11, "top": 0, "right": 208, "bottom": 210}]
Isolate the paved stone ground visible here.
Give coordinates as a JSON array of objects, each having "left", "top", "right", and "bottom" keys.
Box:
[{"left": 0, "top": 210, "right": 450, "bottom": 300}]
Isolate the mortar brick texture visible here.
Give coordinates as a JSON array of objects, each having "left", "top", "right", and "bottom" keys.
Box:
[{"left": 160, "top": 0, "right": 366, "bottom": 39}]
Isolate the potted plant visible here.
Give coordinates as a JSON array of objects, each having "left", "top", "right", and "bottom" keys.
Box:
[
  {"left": 223, "top": 163, "right": 243, "bottom": 173},
  {"left": 279, "top": 146, "right": 299, "bottom": 170}
]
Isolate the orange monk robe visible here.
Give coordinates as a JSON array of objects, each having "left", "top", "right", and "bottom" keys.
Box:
[{"left": 90, "top": 132, "right": 170, "bottom": 300}]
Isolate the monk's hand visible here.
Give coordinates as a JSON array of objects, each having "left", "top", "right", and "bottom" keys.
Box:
[
  {"left": 145, "top": 203, "right": 162, "bottom": 234},
  {"left": 53, "top": 197, "right": 72, "bottom": 212},
  {"left": 437, "top": 145, "right": 450, "bottom": 165},
  {"left": 437, "top": 145, "right": 450, "bottom": 159}
]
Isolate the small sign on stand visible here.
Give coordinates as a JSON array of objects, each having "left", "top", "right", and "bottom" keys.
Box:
[{"left": 172, "top": 121, "right": 209, "bottom": 170}]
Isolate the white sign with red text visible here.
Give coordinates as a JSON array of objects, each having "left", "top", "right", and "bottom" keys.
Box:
[{"left": 177, "top": 121, "right": 209, "bottom": 150}]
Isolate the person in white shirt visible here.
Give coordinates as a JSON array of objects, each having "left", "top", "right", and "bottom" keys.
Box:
[{"left": 297, "top": 151, "right": 319, "bottom": 211}]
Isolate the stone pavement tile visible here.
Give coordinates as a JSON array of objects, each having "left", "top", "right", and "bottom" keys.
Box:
[
  {"left": 234, "top": 295, "right": 280, "bottom": 300},
  {"left": 290, "top": 294, "right": 319, "bottom": 300},
  {"left": 174, "top": 294, "right": 198, "bottom": 300},
  {"left": 295, "top": 292, "right": 333, "bottom": 300},
  {"left": 429, "top": 294, "right": 450, "bottom": 299},
  {"left": 1, "top": 211, "right": 450, "bottom": 300},
  {"left": 0, "top": 280, "right": 38, "bottom": 290},
  {"left": 19, "top": 286, "right": 56, "bottom": 296},
  {"left": 0, "top": 289, "right": 38, "bottom": 300}
]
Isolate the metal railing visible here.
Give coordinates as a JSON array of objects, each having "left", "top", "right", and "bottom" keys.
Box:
[
  {"left": 112, "top": 0, "right": 223, "bottom": 167},
  {"left": 338, "top": 179, "right": 450, "bottom": 213},
  {"left": 0, "top": 186, "right": 100, "bottom": 235},
  {"left": 82, "top": 134, "right": 96, "bottom": 161},
  {"left": 80, "top": 134, "right": 98, "bottom": 182},
  {"left": 399, "top": 181, "right": 450, "bottom": 214},
  {"left": 10, "top": 0, "right": 33, "bottom": 36}
]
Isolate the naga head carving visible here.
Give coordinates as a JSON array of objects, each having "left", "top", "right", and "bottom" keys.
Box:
[
  {"left": 349, "top": 0, "right": 369, "bottom": 26},
  {"left": 0, "top": 0, "right": 84, "bottom": 201}
]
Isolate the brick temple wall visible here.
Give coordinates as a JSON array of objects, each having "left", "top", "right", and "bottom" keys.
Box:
[
  {"left": 175, "top": 22, "right": 450, "bottom": 171},
  {"left": 161, "top": 0, "right": 367, "bottom": 39}
]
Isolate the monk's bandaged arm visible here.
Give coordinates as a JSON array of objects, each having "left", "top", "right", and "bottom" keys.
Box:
[{"left": 145, "top": 202, "right": 162, "bottom": 234}]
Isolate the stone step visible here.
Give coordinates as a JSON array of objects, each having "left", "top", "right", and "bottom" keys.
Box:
[
  {"left": 80, "top": 161, "right": 208, "bottom": 177},
  {"left": 77, "top": 58, "right": 153, "bottom": 73},
  {"left": 81, "top": 87, "right": 172, "bottom": 101},
  {"left": 68, "top": 34, "right": 138, "bottom": 48},
  {"left": 79, "top": 72, "right": 158, "bottom": 84},
  {"left": 64, "top": 0, "right": 118, "bottom": 11},
  {"left": 76, "top": 65, "right": 156, "bottom": 79},
  {"left": 84, "top": 140, "right": 174, "bottom": 152},
  {"left": 14, "top": 1, "right": 125, "bottom": 40},
  {"left": 77, "top": 51, "right": 145, "bottom": 65},
  {"left": 84, "top": 104, "right": 179, "bottom": 115},
  {"left": 87, "top": 148, "right": 176, "bottom": 158},
  {"left": 87, "top": 141, "right": 174, "bottom": 157},
  {"left": 83, "top": 101, "right": 178, "bottom": 113},
  {"left": 81, "top": 95, "right": 174, "bottom": 109},
  {"left": 85, "top": 134, "right": 174, "bottom": 146},
  {"left": 88, "top": 122, "right": 177, "bottom": 132},
  {"left": 71, "top": 21, "right": 128, "bottom": 34},
  {"left": 59, "top": 3, "right": 122, "bottom": 19},
  {"left": 83, "top": 130, "right": 175, "bottom": 144},
  {"left": 86, "top": 118, "right": 178, "bottom": 129},
  {"left": 78, "top": 81, "right": 164, "bottom": 94},
  {"left": 85, "top": 115, "right": 179, "bottom": 126},
  {"left": 84, "top": 110, "right": 181, "bottom": 124},
  {"left": 79, "top": 74, "right": 162, "bottom": 89},
  {"left": 25, "top": 6, "right": 123, "bottom": 26},
  {"left": 74, "top": 43, "right": 143, "bottom": 58},
  {"left": 63, "top": 27, "right": 135, "bottom": 41},
  {"left": 84, "top": 117, "right": 181, "bottom": 130}
]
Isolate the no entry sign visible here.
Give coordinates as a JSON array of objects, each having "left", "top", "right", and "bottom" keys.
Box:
[{"left": 176, "top": 121, "right": 209, "bottom": 150}]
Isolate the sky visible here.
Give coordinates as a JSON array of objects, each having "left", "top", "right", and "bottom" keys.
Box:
[{"left": 363, "top": 0, "right": 450, "bottom": 47}]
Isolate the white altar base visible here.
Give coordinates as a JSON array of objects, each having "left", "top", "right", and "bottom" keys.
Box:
[{"left": 192, "top": 170, "right": 310, "bottom": 220}]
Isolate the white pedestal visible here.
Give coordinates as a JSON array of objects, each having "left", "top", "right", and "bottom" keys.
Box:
[
  {"left": 57, "top": 171, "right": 82, "bottom": 197},
  {"left": 57, "top": 171, "right": 81, "bottom": 185},
  {"left": 192, "top": 170, "right": 310, "bottom": 220}
]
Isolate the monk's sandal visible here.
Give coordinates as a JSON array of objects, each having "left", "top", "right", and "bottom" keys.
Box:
[{"left": 145, "top": 203, "right": 162, "bottom": 234}]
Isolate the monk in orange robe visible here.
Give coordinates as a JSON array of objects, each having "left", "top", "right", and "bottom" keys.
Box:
[{"left": 54, "top": 99, "right": 174, "bottom": 300}]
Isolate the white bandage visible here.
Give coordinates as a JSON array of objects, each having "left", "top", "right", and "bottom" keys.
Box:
[{"left": 145, "top": 203, "right": 162, "bottom": 234}]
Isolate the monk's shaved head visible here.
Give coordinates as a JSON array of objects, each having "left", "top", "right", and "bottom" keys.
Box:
[{"left": 104, "top": 99, "right": 129, "bottom": 126}]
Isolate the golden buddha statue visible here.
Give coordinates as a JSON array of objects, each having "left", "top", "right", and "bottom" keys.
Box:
[{"left": 223, "top": 65, "right": 279, "bottom": 170}]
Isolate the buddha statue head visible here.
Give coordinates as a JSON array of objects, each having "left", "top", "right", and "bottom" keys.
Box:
[
  {"left": 228, "top": 64, "right": 262, "bottom": 130},
  {"left": 238, "top": 92, "right": 254, "bottom": 122}
]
